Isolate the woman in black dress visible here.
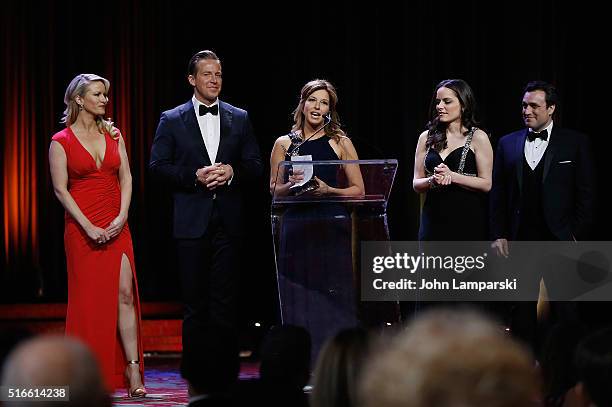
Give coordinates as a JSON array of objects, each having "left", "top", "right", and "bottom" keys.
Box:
[
  {"left": 408, "top": 79, "right": 496, "bottom": 319},
  {"left": 270, "top": 79, "right": 363, "bottom": 198},
  {"left": 269, "top": 79, "right": 364, "bottom": 364},
  {"left": 413, "top": 79, "right": 493, "bottom": 241}
]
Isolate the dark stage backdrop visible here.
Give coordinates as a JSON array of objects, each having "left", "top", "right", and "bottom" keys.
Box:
[{"left": 1, "top": 1, "right": 608, "bottom": 328}]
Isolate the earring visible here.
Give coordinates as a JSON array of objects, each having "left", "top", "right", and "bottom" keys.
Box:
[{"left": 78, "top": 104, "right": 83, "bottom": 111}]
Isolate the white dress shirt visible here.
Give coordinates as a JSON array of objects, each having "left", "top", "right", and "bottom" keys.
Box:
[
  {"left": 192, "top": 96, "right": 221, "bottom": 164},
  {"left": 524, "top": 121, "right": 553, "bottom": 170}
]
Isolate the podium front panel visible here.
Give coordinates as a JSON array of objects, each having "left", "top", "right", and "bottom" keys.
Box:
[{"left": 270, "top": 160, "right": 398, "bottom": 362}]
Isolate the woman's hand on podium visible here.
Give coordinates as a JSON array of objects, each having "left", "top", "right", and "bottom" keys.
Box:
[
  {"left": 288, "top": 169, "right": 304, "bottom": 185},
  {"left": 312, "top": 176, "right": 330, "bottom": 196}
]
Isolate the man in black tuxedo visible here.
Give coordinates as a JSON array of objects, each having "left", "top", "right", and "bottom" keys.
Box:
[
  {"left": 490, "top": 81, "right": 595, "bottom": 351},
  {"left": 149, "top": 50, "right": 262, "bottom": 352}
]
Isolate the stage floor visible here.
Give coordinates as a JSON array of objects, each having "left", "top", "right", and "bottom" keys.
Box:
[{"left": 111, "top": 354, "right": 259, "bottom": 406}]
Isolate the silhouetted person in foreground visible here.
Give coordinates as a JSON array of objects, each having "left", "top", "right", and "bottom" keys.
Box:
[
  {"left": 359, "top": 308, "right": 540, "bottom": 407},
  {"left": 255, "top": 325, "right": 311, "bottom": 407},
  {"left": 181, "top": 325, "right": 240, "bottom": 406},
  {"left": 566, "top": 328, "right": 612, "bottom": 407},
  {"left": 311, "top": 327, "right": 371, "bottom": 407},
  {"left": 1, "top": 335, "right": 110, "bottom": 407}
]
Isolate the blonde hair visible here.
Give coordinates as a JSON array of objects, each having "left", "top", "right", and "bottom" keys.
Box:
[
  {"left": 311, "top": 327, "right": 370, "bottom": 407},
  {"left": 61, "top": 73, "right": 118, "bottom": 139},
  {"left": 359, "top": 309, "right": 540, "bottom": 407}
]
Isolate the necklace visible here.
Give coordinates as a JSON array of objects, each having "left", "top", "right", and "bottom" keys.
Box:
[{"left": 287, "top": 120, "right": 330, "bottom": 157}]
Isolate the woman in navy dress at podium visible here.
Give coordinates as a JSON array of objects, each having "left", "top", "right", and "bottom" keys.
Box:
[
  {"left": 269, "top": 79, "right": 363, "bottom": 197},
  {"left": 269, "top": 79, "right": 364, "bottom": 365}
]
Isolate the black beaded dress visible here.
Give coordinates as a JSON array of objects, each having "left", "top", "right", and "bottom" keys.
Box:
[{"left": 418, "top": 128, "right": 488, "bottom": 241}]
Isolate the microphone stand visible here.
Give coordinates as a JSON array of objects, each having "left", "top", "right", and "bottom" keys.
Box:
[{"left": 288, "top": 115, "right": 332, "bottom": 157}]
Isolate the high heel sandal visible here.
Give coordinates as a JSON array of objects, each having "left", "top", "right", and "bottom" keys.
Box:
[{"left": 125, "top": 360, "right": 146, "bottom": 398}]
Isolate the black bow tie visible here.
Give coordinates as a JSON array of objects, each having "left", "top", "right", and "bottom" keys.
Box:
[
  {"left": 527, "top": 129, "right": 548, "bottom": 142},
  {"left": 199, "top": 104, "right": 219, "bottom": 116}
]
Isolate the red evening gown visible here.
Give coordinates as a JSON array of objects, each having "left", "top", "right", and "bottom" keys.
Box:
[{"left": 51, "top": 127, "right": 144, "bottom": 391}]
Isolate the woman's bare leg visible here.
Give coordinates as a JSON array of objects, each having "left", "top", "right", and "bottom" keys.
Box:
[{"left": 118, "top": 254, "right": 144, "bottom": 392}]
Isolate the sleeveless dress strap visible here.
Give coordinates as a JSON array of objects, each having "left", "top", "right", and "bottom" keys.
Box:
[
  {"left": 424, "top": 131, "right": 435, "bottom": 176},
  {"left": 457, "top": 127, "right": 476, "bottom": 176},
  {"left": 286, "top": 131, "right": 302, "bottom": 158},
  {"left": 424, "top": 145, "right": 433, "bottom": 176}
]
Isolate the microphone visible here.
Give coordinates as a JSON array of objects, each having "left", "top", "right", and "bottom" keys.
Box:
[
  {"left": 288, "top": 114, "right": 333, "bottom": 157},
  {"left": 325, "top": 113, "right": 343, "bottom": 127}
]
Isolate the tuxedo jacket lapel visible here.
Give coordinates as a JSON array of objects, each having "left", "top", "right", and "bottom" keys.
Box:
[
  {"left": 514, "top": 130, "right": 528, "bottom": 190},
  {"left": 542, "top": 128, "right": 560, "bottom": 182},
  {"left": 217, "top": 101, "right": 233, "bottom": 163},
  {"left": 180, "top": 100, "right": 212, "bottom": 165}
]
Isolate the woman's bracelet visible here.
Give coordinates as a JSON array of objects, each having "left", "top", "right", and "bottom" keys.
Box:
[{"left": 427, "top": 175, "right": 436, "bottom": 189}]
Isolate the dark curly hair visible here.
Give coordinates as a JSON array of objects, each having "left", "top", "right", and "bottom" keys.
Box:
[{"left": 426, "top": 79, "right": 479, "bottom": 151}]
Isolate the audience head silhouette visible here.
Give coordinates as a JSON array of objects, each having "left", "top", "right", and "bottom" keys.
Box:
[
  {"left": 1, "top": 335, "right": 109, "bottom": 407},
  {"left": 257, "top": 324, "right": 311, "bottom": 407},
  {"left": 359, "top": 308, "right": 539, "bottom": 407},
  {"left": 311, "top": 327, "right": 371, "bottom": 407},
  {"left": 180, "top": 324, "right": 240, "bottom": 401},
  {"left": 572, "top": 327, "right": 612, "bottom": 407}
]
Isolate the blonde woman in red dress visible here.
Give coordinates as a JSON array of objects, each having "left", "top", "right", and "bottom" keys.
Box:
[{"left": 49, "top": 73, "right": 145, "bottom": 397}]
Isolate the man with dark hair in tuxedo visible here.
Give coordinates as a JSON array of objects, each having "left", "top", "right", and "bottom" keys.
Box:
[{"left": 490, "top": 80, "right": 595, "bottom": 353}]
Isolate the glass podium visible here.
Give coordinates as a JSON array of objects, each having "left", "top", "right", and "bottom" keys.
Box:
[{"left": 271, "top": 159, "right": 399, "bottom": 362}]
